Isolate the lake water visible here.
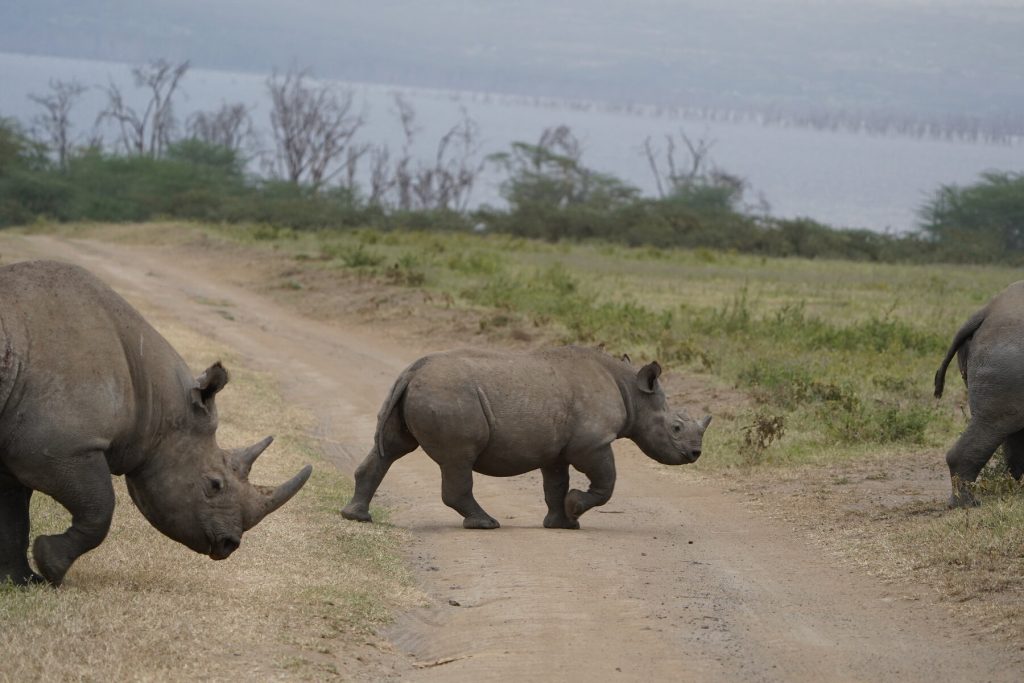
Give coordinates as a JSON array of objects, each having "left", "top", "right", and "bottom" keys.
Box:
[{"left": 2, "top": 52, "right": 1020, "bottom": 233}]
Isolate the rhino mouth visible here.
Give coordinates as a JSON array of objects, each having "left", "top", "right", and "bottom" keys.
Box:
[
  {"left": 208, "top": 534, "right": 241, "bottom": 560},
  {"left": 681, "top": 449, "right": 702, "bottom": 463}
]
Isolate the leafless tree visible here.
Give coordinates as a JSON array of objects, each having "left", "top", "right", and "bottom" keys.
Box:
[
  {"left": 642, "top": 128, "right": 715, "bottom": 197},
  {"left": 28, "top": 79, "right": 87, "bottom": 170},
  {"left": 365, "top": 94, "right": 483, "bottom": 211},
  {"left": 367, "top": 144, "right": 395, "bottom": 207},
  {"left": 266, "top": 67, "right": 364, "bottom": 189},
  {"left": 340, "top": 143, "right": 370, "bottom": 194},
  {"left": 97, "top": 59, "right": 190, "bottom": 157},
  {"left": 186, "top": 102, "right": 254, "bottom": 154}
]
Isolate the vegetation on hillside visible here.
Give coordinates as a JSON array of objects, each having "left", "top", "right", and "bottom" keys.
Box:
[{"left": 1, "top": 59, "right": 1022, "bottom": 263}]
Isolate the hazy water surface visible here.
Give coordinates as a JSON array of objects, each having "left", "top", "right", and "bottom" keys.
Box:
[{"left": 2, "top": 52, "right": 1020, "bottom": 232}]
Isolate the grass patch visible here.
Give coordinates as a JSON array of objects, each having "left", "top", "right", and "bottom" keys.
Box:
[
  {"left": 0, "top": 294, "right": 420, "bottom": 680},
  {"left": 19, "top": 219, "right": 1016, "bottom": 471}
]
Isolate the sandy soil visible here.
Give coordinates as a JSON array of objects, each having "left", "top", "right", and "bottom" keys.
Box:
[{"left": 6, "top": 233, "right": 1021, "bottom": 681}]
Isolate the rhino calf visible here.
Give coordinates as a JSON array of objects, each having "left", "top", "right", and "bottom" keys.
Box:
[
  {"left": 0, "top": 260, "right": 312, "bottom": 586},
  {"left": 342, "top": 346, "right": 711, "bottom": 529},
  {"left": 935, "top": 281, "right": 1024, "bottom": 507}
]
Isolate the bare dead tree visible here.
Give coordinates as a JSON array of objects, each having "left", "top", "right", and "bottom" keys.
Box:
[
  {"left": 341, "top": 142, "right": 370, "bottom": 194},
  {"left": 392, "top": 93, "right": 419, "bottom": 210},
  {"left": 364, "top": 95, "right": 483, "bottom": 211},
  {"left": 28, "top": 79, "right": 87, "bottom": 170},
  {"left": 409, "top": 109, "right": 483, "bottom": 211},
  {"left": 641, "top": 128, "right": 715, "bottom": 197},
  {"left": 367, "top": 144, "right": 395, "bottom": 207},
  {"left": 266, "top": 68, "right": 364, "bottom": 189},
  {"left": 97, "top": 59, "right": 190, "bottom": 157},
  {"left": 186, "top": 102, "right": 254, "bottom": 154}
]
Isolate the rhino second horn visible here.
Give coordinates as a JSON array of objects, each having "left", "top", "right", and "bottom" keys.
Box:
[
  {"left": 233, "top": 435, "right": 274, "bottom": 478},
  {"left": 244, "top": 464, "right": 313, "bottom": 530}
]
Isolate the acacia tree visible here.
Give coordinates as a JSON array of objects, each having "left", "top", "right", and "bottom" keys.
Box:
[
  {"left": 28, "top": 78, "right": 87, "bottom": 170},
  {"left": 490, "top": 125, "right": 637, "bottom": 211},
  {"left": 919, "top": 171, "right": 1024, "bottom": 259},
  {"left": 97, "top": 59, "right": 189, "bottom": 157},
  {"left": 266, "top": 68, "right": 364, "bottom": 189}
]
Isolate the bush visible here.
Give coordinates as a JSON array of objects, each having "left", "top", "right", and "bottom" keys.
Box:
[{"left": 919, "top": 171, "right": 1024, "bottom": 262}]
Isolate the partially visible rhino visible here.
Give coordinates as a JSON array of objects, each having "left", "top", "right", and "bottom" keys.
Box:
[
  {"left": 342, "top": 346, "right": 711, "bottom": 529},
  {"left": 0, "top": 260, "right": 312, "bottom": 586},
  {"left": 935, "top": 280, "right": 1024, "bottom": 507}
]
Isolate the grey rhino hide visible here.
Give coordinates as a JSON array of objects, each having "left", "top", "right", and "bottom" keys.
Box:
[
  {"left": 0, "top": 260, "right": 311, "bottom": 586},
  {"left": 935, "top": 280, "right": 1024, "bottom": 507},
  {"left": 342, "top": 345, "right": 711, "bottom": 529}
]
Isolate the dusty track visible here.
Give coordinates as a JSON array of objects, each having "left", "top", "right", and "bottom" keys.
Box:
[{"left": 9, "top": 234, "right": 1021, "bottom": 681}]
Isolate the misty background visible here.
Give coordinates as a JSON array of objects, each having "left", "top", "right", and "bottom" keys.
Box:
[{"left": 1, "top": 0, "right": 1022, "bottom": 231}]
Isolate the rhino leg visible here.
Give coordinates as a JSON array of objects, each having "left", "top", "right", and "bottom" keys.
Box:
[
  {"left": 438, "top": 462, "right": 498, "bottom": 529},
  {"left": 342, "top": 419, "right": 419, "bottom": 523},
  {"left": 565, "top": 446, "right": 616, "bottom": 525},
  {"left": 0, "top": 477, "right": 43, "bottom": 586},
  {"left": 541, "top": 463, "right": 578, "bottom": 529},
  {"left": 945, "top": 420, "right": 1006, "bottom": 508},
  {"left": 30, "top": 451, "right": 114, "bottom": 586},
  {"left": 1002, "top": 429, "right": 1024, "bottom": 481},
  {"left": 342, "top": 446, "right": 412, "bottom": 523}
]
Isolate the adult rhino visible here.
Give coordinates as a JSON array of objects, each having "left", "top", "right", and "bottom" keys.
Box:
[
  {"left": 342, "top": 346, "right": 711, "bottom": 529},
  {"left": 0, "top": 260, "right": 312, "bottom": 586},
  {"left": 935, "top": 280, "right": 1024, "bottom": 507}
]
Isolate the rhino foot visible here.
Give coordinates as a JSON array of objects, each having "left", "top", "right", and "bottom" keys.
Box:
[
  {"left": 948, "top": 491, "right": 980, "bottom": 509},
  {"left": 543, "top": 512, "right": 580, "bottom": 529},
  {"left": 341, "top": 504, "right": 373, "bottom": 523},
  {"left": 564, "top": 489, "right": 587, "bottom": 520},
  {"left": 32, "top": 535, "right": 72, "bottom": 587},
  {"left": 463, "top": 515, "right": 500, "bottom": 529}
]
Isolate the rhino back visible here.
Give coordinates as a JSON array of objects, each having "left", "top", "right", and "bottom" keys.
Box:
[
  {"left": 402, "top": 348, "right": 627, "bottom": 475},
  {"left": 0, "top": 261, "right": 191, "bottom": 476},
  {"left": 960, "top": 283, "right": 1024, "bottom": 408}
]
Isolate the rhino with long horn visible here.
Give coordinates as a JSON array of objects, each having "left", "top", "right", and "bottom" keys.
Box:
[{"left": 0, "top": 260, "right": 312, "bottom": 586}]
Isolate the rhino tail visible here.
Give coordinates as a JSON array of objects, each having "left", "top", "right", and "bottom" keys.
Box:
[
  {"left": 934, "top": 308, "right": 986, "bottom": 398},
  {"left": 374, "top": 357, "right": 428, "bottom": 459}
]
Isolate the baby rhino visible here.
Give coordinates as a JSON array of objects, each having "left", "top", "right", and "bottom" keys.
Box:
[{"left": 342, "top": 346, "right": 711, "bottom": 529}]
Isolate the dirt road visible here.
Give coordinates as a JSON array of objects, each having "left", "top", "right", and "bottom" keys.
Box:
[{"left": 8, "top": 234, "right": 1020, "bottom": 681}]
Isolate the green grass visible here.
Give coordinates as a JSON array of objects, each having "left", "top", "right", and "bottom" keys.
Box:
[
  {"left": 197, "top": 223, "right": 1016, "bottom": 466},
  {"left": 27, "top": 220, "right": 1021, "bottom": 470}
]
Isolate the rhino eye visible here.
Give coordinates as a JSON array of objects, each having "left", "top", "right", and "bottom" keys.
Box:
[
  {"left": 205, "top": 477, "right": 224, "bottom": 496},
  {"left": 672, "top": 424, "right": 682, "bottom": 433}
]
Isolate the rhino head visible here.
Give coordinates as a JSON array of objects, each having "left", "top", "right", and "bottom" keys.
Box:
[
  {"left": 628, "top": 361, "right": 712, "bottom": 465},
  {"left": 126, "top": 362, "right": 312, "bottom": 560}
]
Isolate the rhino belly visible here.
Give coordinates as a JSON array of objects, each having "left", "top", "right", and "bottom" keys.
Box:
[{"left": 471, "top": 431, "right": 564, "bottom": 477}]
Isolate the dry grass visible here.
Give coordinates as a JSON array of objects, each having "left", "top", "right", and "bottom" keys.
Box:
[
  {"left": 10, "top": 220, "right": 1024, "bottom": 643},
  {"left": 0, "top": 300, "right": 421, "bottom": 681}
]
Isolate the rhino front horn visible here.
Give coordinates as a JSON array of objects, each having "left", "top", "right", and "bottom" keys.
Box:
[
  {"left": 244, "top": 464, "right": 313, "bottom": 530},
  {"left": 233, "top": 435, "right": 274, "bottom": 478},
  {"left": 700, "top": 415, "right": 713, "bottom": 431}
]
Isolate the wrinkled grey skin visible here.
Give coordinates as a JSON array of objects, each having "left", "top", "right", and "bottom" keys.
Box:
[
  {"left": 342, "top": 346, "right": 711, "bottom": 529},
  {"left": 935, "top": 280, "right": 1024, "bottom": 508},
  {"left": 0, "top": 261, "right": 312, "bottom": 586}
]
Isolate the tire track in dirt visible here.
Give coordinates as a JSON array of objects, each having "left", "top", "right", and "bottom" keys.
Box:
[{"left": 14, "top": 234, "right": 1021, "bottom": 682}]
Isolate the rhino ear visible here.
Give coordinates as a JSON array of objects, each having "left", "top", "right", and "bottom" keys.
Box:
[
  {"left": 191, "top": 362, "right": 229, "bottom": 413},
  {"left": 621, "top": 353, "right": 632, "bottom": 364},
  {"left": 636, "top": 361, "right": 662, "bottom": 394}
]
